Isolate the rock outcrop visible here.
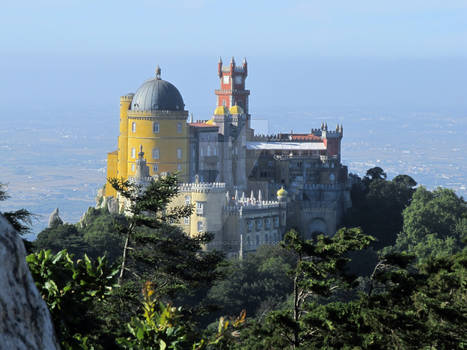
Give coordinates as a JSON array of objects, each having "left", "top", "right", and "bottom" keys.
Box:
[
  {"left": 0, "top": 215, "right": 60, "bottom": 349},
  {"left": 48, "top": 208, "right": 63, "bottom": 228}
]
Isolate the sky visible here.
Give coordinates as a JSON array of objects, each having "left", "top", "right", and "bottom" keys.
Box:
[{"left": 0, "top": 1, "right": 466, "bottom": 117}]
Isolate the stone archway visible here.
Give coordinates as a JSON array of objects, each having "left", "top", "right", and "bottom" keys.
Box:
[{"left": 308, "top": 218, "right": 327, "bottom": 239}]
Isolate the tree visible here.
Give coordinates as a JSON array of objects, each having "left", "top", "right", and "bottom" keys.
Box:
[
  {"left": 1, "top": 183, "right": 35, "bottom": 252},
  {"left": 206, "top": 244, "right": 296, "bottom": 320},
  {"left": 245, "top": 227, "right": 373, "bottom": 349},
  {"left": 343, "top": 169, "right": 417, "bottom": 254},
  {"left": 388, "top": 186, "right": 467, "bottom": 262},
  {"left": 27, "top": 249, "right": 118, "bottom": 349}
]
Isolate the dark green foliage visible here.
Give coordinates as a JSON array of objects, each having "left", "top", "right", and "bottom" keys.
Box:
[
  {"left": 34, "top": 207, "right": 125, "bottom": 262},
  {"left": 250, "top": 227, "right": 374, "bottom": 349},
  {"left": 387, "top": 186, "right": 467, "bottom": 262},
  {"left": 27, "top": 249, "right": 118, "bottom": 349},
  {"left": 206, "top": 244, "right": 296, "bottom": 319},
  {"left": 343, "top": 168, "right": 417, "bottom": 254},
  {"left": 1, "top": 183, "right": 35, "bottom": 252}
]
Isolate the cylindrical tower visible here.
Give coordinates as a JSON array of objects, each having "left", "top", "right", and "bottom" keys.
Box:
[
  {"left": 117, "top": 94, "right": 134, "bottom": 179},
  {"left": 125, "top": 67, "right": 189, "bottom": 182}
]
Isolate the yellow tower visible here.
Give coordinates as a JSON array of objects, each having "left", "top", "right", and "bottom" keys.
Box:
[{"left": 105, "top": 66, "right": 189, "bottom": 197}]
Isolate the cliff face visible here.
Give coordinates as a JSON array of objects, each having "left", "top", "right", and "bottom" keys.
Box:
[{"left": 0, "top": 215, "right": 60, "bottom": 350}]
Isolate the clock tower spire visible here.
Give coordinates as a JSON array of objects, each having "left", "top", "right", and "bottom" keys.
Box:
[{"left": 215, "top": 57, "right": 250, "bottom": 115}]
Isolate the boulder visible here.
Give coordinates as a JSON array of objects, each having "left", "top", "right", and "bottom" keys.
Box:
[{"left": 0, "top": 215, "right": 60, "bottom": 349}]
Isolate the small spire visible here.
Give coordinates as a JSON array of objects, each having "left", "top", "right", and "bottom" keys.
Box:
[
  {"left": 242, "top": 57, "right": 247, "bottom": 65},
  {"left": 138, "top": 145, "right": 144, "bottom": 157},
  {"left": 219, "top": 56, "right": 222, "bottom": 64},
  {"left": 234, "top": 189, "right": 239, "bottom": 201},
  {"left": 190, "top": 113, "right": 194, "bottom": 123},
  {"left": 230, "top": 56, "right": 235, "bottom": 65},
  {"left": 258, "top": 190, "right": 262, "bottom": 202},
  {"left": 156, "top": 65, "right": 161, "bottom": 79},
  {"left": 250, "top": 190, "right": 255, "bottom": 201}
]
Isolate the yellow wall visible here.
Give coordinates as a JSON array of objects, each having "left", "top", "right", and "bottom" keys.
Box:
[
  {"left": 171, "top": 189, "right": 225, "bottom": 239},
  {"left": 117, "top": 95, "right": 133, "bottom": 180},
  {"left": 105, "top": 151, "right": 118, "bottom": 197},
  {"left": 126, "top": 114, "right": 189, "bottom": 181}
]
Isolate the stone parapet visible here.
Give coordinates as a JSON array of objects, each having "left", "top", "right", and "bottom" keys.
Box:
[{"left": 179, "top": 182, "right": 226, "bottom": 193}]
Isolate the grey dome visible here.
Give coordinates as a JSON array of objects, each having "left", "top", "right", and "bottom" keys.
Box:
[{"left": 131, "top": 76, "right": 185, "bottom": 112}]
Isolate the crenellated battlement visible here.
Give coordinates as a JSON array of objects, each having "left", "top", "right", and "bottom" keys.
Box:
[
  {"left": 251, "top": 134, "right": 282, "bottom": 141},
  {"left": 179, "top": 182, "right": 226, "bottom": 193},
  {"left": 120, "top": 94, "right": 134, "bottom": 101}
]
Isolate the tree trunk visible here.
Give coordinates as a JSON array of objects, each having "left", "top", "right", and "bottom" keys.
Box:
[{"left": 118, "top": 232, "right": 131, "bottom": 286}]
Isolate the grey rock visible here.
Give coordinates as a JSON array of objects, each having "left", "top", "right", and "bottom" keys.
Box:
[
  {"left": 0, "top": 215, "right": 60, "bottom": 349},
  {"left": 48, "top": 208, "right": 63, "bottom": 228}
]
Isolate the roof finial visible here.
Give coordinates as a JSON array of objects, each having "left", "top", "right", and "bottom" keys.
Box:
[{"left": 156, "top": 65, "right": 161, "bottom": 79}]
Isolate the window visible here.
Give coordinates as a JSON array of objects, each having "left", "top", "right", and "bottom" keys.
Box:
[
  {"left": 256, "top": 235, "right": 260, "bottom": 246},
  {"left": 223, "top": 75, "right": 229, "bottom": 84},
  {"left": 132, "top": 122, "right": 136, "bottom": 133},
  {"left": 177, "top": 148, "right": 182, "bottom": 160},
  {"left": 184, "top": 217, "right": 190, "bottom": 225},
  {"left": 177, "top": 164, "right": 182, "bottom": 171},
  {"left": 247, "top": 220, "right": 253, "bottom": 233},
  {"left": 153, "top": 122, "right": 159, "bottom": 133},
  {"left": 131, "top": 164, "right": 135, "bottom": 172},
  {"left": 184, "top": 195, "right": 190, "bottom": 205},
  {"left": 197, "top": 221, "right": 203, "bottom": 232},
  {"left": 177, "top": 122, "right": 182, "bottom": 133},
  {"left": 265, "top": 234, "right": 269, "bottom": 243},
  {"left": 196, "top": 202, "right": 204, "bottom": 215},
  {"left": 153, "top": 164, "right": 158, "bottom": 172},
  {"left": 265, "top": 218, "right": 271, "bottom": 229},
  {"left": 152, "top": 148, "right": 159, "bottom": 160},
  {"left": 247, "top": 236, "right": 251, "bottom": 247},
  {"left": 274, "top": 216, "right": 279, "bottom": 228},
  {"left": 256, "top": 219, "right": 262, "bottom": 231},
  {"left": 207, "top": 145, "right": 212, "bottom": 156},
  {"left": 131, "top": 148, "right": 136, "bottom": 158}
]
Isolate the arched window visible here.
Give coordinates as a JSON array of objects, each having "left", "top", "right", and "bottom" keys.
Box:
[
  {"left": 177, "top": 148, "right": 182, "bottom": 160},
  {"left": 177, "top": 122, "right": 182, "bottom": 133},
  {"left": 132, "top": 122, "right": 136, "bottom": 133},
  {"left": 197, "top": 221, "right": 203, "bottom": 232},
  {"left": 153, "top": 164, "right": 158, "bottom": 172},
  {"left": 131, "top": 148, "right": 136, "bottom": 158}
]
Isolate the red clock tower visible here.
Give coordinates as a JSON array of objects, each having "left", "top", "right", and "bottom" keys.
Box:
[{"left": 215, "top": 57, "right": 250, "bottom": 114}]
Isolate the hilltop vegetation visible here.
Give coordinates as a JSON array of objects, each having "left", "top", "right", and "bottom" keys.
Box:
[{"left": 3, "top": 169, "right": 466, "bottom": 349}]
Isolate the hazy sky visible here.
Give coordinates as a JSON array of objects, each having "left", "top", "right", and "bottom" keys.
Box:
[
  {"left": 1, "top": 1, "right": 466, "bottom": 116},
  {"left": 2, "top": 0, "right": 466, "bottom": 57}
]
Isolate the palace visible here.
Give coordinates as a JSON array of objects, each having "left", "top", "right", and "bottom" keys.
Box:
[{"left": 102, "top": 58, "right": 351, "bottom": 256}]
